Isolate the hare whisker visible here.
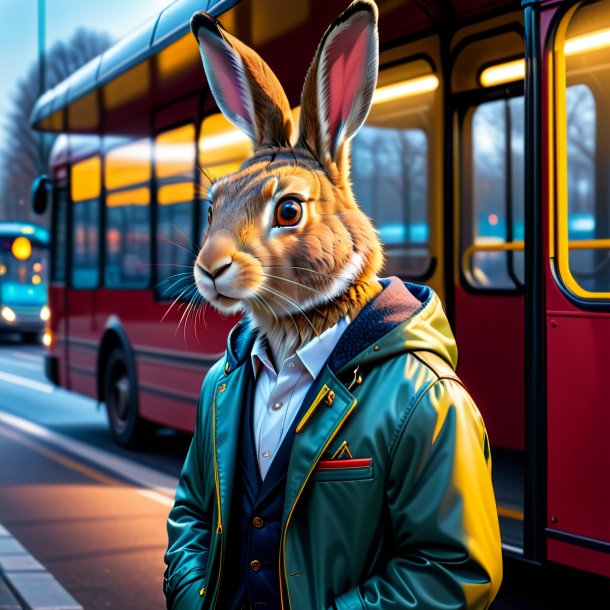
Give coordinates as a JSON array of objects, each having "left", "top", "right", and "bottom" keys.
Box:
[
  {"left": 263, "top": 273, "right": 326, "bottom": 296},
  {"left": 176, "top": 287, "right": 199, "bottom": 339},
  {"left": 260, "top": 264, "right": 347, "bottom": 281},
  {"left": 252, "top": 293, "right": 279, "bottom": 325},
  {"left": 159, "top": 235, "right": 200, "bottom": 259},
  {"left": 258, "top": 284, "right": 320, "bottom": 338},
  {"left": 256, "top": 290, "right": 302, "bottom": 345},
  {"left": 156, "top": 275, "right": 193, "bottom": 292},
  {"left": 162, "top": 284, "right": 195, "bottom": 322},
  {"left": 171, "top": 224, "right": 201, "bottom": 254},
  {"left": 148, "top": 264, "right": 197, "bottom": 269}
]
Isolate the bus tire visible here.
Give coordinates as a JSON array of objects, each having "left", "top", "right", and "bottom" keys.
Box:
[
  {"left": 21, "top": 332, "right": 40, "bottom": 344},
  {"left": 103, "top": 347, "right": 152, "bottom": 448}
]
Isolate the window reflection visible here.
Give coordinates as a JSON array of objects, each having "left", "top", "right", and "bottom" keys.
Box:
[
  {"left": 558, "top": 0, "right": 610, "bottom": 297},
  {"left": 104, "top": 139, "right": 152, "bottom": 289},
  {"left": 199, "top": 113, "right": 253, "bottom": 238},
  {"left": 352, "top": 65, "right": 437, "bottom": 279},
  {"left": 71, "top": 156, "right": 101, "bottom": 288},
  {"left": 155, "top": 124, "right": 196, "bottom": 300},
  {"left": 466, "top": 97, "right": 524, "bottom": 289}
]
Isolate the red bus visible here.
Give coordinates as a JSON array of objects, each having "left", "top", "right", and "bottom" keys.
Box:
[{"left": 31, "top": 0, "right": 610, "bottom": 580}]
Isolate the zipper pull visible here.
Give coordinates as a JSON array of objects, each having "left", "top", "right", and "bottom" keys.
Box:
[{"left": 346, "top": 365, "right": 363, "bottom": 392}]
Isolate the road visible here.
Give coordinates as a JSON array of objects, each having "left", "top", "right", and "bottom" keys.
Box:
[
  {"left": 0, "top": 335, "right": 609, "bottom": 609},
  {"left": 0, "top": 334, "right": 190, "bottom": 610}
]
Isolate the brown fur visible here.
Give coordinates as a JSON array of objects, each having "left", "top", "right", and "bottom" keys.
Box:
[{"left": 192, "top": 1, "right": 383, "bottom": 366}]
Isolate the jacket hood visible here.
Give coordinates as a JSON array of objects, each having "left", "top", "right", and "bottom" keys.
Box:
[{"left": 224, "top": 278, "right": 458, "bottom": 374}]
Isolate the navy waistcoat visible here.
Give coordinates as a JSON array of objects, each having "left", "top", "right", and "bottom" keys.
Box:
[{"left": 218, "top": 367, "right": 307, "bottom": 610}]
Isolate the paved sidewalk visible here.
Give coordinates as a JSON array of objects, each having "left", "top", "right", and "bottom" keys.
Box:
[
  {"left": 0, "top": 524, "right": 82, "bottom": 610},
  {"left": 0, "top": 573, "right": 21, "bottom": 610}
]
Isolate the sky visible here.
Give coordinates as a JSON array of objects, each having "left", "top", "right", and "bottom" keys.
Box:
[{"left": 0, "top": 0, "right": 174, "bottom": 130}]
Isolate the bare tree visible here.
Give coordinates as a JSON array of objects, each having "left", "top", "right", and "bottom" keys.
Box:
[{"left": 0, "top": 28, "right": 112, "bottom": 224}]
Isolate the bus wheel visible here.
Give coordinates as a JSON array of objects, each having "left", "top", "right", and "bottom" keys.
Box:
[
  {"left": 22, "top": 332, "right": 40, "bottom": 344},
  {"left": 103, "top": 347, "right": 151, "bottom": 448}
]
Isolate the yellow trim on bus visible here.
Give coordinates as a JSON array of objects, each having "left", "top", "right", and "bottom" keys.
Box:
[
  {"left": 553, "top": 6, "right": 610, "bottom": 300},
  {"left": 462, "top": 239, "right": 610, "bottom": 274}
]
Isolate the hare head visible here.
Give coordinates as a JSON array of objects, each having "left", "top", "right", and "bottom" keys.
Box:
[{"left": 191, "top": 0, "right": 383, "bottom": 363}]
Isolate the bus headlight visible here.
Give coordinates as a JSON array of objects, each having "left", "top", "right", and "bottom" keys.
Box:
[
  {"left": 42, "top": 330, "right": 52, "bottom": 348},
  {"left": 40, "top": 305, "right": 50, "bottom": 321},
  {"left": 1, "top": 306, "right": 16, "bottom": 323}
]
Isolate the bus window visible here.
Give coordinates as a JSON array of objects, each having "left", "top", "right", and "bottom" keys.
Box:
[
  {"left": 104, "top": 139, "right": 152, "bottom": 289},
  {"left": 198, "top": 112, "right": 253, "bottom": 238},
  {"left": 71, "top": 156, "right": 101, "bottom": 289},
  {"left": 463, "top": 96, "right": 524, "bottom": 290},
  {"left": 352, "top": 63, "right": 438, "bottom": 279},
  {"left": 555, "top": 1, "right": 610, "bottom": 299},
  {"left": 155, "top": 124, "right": 197, "bottom": 300}
]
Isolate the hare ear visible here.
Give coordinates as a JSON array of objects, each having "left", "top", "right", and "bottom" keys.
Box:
[
  {"left": 191, "top": 12, "right": 294, "bottom": 148},
  {"left": 299, "top": 0, "right": 379, "bottom": 171}
]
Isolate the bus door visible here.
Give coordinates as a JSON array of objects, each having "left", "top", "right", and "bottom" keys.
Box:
[
  {"left": 451, "top": 20, "right": 527, "bottom": 554},
  {"left": 545, "top": 1, "right": 610, "bottom": 578},
  {"left": 67, "top": 149, "right": 102, "bottom": 395},
  {"left": 50, "top": 168, "right": 70, "bottom": 386}
]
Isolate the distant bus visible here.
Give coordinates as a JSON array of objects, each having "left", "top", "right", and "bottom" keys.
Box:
[{"left": 0, "top": 222, "right": 49, "bottom": 342}]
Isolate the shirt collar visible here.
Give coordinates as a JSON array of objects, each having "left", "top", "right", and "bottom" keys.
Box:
[
  {"left": 296, "top": 315, "right": 349, "bottom": 378},
  {"left": 250, "top": 316, "right": 350, "bottom": 380}
]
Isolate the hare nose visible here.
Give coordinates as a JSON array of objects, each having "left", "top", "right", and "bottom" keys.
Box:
[{"left": 202, "top": 257, "right": 233, "bottom": 280}]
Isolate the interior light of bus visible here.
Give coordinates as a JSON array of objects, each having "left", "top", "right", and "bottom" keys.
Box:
[
  {"left": 20, "top": 226, "right": 35, "bottom": 235},
  {"left": 42, "top": 330, "right": 52, "bottom": 348},
  {"left": 480, "top": 60, "right": 525, "bottom": 87},
  {"left": 40, "top": 305, "right": 50, "bottom": 321},
  {"left": 32, "top": 274, "right": 42, "bottom": 285},
  {"left": 372, "top": 74, "right": 439, "bottom": 104},
  {"left": 0, "top": 265, "right": 6, "bottom": 276},
  {"left": 480, "top": 28, "right": 610, "bottom": 89},
  {"left": 1, "top": 306, "right": 16, "bottom": 323},
  {"left": 565, "top": 27, "right": 610, "bottom": 56},
  {"left": 33, "top": 262, "right": 42, "bottom": 273},
  {"left": 11, "top": 236, "right": 32, "bottom": 261}
]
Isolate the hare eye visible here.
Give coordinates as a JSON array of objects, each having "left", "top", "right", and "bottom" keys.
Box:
[
  {"left": 274, "top": 199, "right": 303, "bottom": 227},
  {"left": 207, "top": 206, "right": 213, "bottom": 227}
]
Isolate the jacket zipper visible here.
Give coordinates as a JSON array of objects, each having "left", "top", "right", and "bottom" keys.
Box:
[
  {"left": 211, "top": 389, "right": 223, "bottom": 610},
  {"left": 278, "top": 397, "right": 358, "bottom": 609},
  {"left": 295, "top": 384, "right": 329, "bottom": 433}
]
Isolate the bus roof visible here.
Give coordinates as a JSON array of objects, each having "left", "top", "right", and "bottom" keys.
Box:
[
  {"left": 30, "top": 0, "right": 237, "bottom": 133},
  {"left": 0, "top": 222, "right": 49, "bottom": 244},
  {"left": 31, "top": 0, "right": 516, "bottom": 135}
]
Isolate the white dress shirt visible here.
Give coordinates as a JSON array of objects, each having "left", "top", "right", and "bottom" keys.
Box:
[{"left": 250, "top": 316, "right": 350, "bottom": 480}]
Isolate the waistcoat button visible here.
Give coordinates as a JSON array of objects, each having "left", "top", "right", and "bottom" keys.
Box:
[
  {"left": 252, "top": 516, "right": 264, "bottom": 529},
  {"left": 250, "top": 559, "right": 261, "bottom": 572}
]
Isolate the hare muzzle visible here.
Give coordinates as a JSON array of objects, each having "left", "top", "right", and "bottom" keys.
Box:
[{"left": 195, "top": 232, "right": 264, "bottom": 311}]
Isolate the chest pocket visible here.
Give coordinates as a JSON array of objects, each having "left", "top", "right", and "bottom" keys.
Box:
[{"left": 310, "top": 458, "right": 374, "bottom": 482}]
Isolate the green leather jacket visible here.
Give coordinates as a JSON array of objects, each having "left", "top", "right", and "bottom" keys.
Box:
[{"left": 164, "top": 282, "right": 502, "bottom": 609}]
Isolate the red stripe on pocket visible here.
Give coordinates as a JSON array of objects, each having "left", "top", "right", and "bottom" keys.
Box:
[{"left": 316, "top": 458, "right": 372, "bottom": 470}]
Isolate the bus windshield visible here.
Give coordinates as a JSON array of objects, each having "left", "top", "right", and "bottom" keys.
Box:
[{"left": 0, "top": 224, "right": 49, "bottom": 307}]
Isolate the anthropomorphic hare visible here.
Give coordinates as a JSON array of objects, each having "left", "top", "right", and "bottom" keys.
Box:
[{"left": 164, "top": 1, "right": 503, "bottom": 608}]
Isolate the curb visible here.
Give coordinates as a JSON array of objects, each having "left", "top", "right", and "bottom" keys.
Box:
[{"left": 0, "top": 524, "right": 82, "bottom": 610}]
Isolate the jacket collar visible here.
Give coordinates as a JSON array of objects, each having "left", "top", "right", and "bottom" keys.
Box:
[
  {"left": 328, "top": 277, "right": 425, "bottom": 372},
  {"left": 224, "top": 277, "right": 427, "bottom": 373}
]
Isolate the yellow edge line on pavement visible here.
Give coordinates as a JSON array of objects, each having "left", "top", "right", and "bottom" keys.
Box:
[
  {"left": 0, "top": 425, "right": 126, "bottom": 488},
  {"left": 498, "top": 505, "right": 524, "bottom": 521}
]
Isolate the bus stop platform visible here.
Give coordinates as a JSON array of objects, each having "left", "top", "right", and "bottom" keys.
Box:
[{"left": 0, "top": 524, "right": 82, "bottom": 610}]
